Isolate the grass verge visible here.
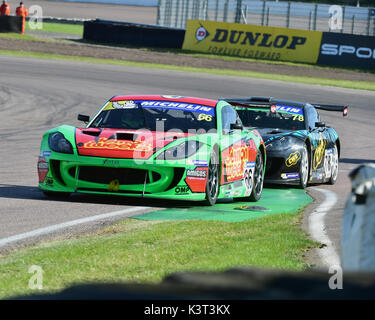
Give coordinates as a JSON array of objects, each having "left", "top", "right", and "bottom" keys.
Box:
[
  {"left": 0, "top": 33, "right": 37, "bottom": 41},
  {"left": 25, "top": 22, "right": 83, "bottom": 35},
  {"left": 0, "top": 212, "right": 316, "bottom": 299},
  {"left": 0, "top": 49, "right": 374, "bottom": 91}
]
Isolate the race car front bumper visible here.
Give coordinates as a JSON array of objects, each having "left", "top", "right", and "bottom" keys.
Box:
[{"left": 38, "top": 151, "right": 209, "bottom": 201}]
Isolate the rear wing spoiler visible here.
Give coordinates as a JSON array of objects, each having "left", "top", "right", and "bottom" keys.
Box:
[
  {"left": 312, "top": 104, "right": 349, "bottom": 117},
  {"left": 220, "top": 97, "right": 272, "bottom": 107},
  {"left": 220, "top": 97, "right": 349, "bottom": 117}
]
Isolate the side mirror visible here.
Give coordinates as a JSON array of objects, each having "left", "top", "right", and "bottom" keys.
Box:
[
  {"left": 230, "top": 122, "right": 243, "bottom": 130},
  {"left": 78, "top": 114, "right": 90, "bottom": 123},
  {"left": 315, "top": 121, "right": 326, "bottom": 128}
]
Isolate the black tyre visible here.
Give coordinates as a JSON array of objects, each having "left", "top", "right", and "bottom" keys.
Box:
[
  {"left": 249, "top": 151, "right": 264, "bottom": 202},
  {"left": 328, "top": 144, "right": 339, "bottom": 185},
  {"left": 299, "top": 145, "right": 309, "bottom": 189},
  {"left": 204, "top": 149, "right": 219, "bottom": 206}
]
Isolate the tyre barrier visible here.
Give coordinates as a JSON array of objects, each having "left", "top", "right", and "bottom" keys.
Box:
[
  {"left": 12, "top": 267, "right": 375, "bottom": 299},
  {"left": 83, "top": 19, "right": 185, "bottom": 49},
  {"left": 0, "top": 16, "right": 23, "bottom": 33}
]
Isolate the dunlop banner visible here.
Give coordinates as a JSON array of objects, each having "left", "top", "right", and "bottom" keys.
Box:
[{"left": 183, "top": 20, "right": 322, "bottom": 64}]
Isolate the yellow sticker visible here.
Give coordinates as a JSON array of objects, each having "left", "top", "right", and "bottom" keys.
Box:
[
  {"left": 286, "top": 151, "right": 301, "bottom": 167},
  {"left": 313, "top": 134, "right": 326, "bottom": 170},
  {"left": 108, "top": 179, "right": 120, "bottom": 192},
  {"left": 103, "top": 102, "right": 115, "bottom": 110}
]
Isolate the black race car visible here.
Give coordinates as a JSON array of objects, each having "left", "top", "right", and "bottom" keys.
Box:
[{"left": 221, "top": 96, "right": 348, "bottom": 188}]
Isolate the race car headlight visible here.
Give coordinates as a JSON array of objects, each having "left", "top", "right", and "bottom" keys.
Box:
[
  {"left": 48, "top": 132, "right": 73, "bottom": 154},
  {"left": 266, "top": 136, "right": 294, "bottom": 151},
  {"left": 156, "top": 140, "right": 203, "bottom": 160}
]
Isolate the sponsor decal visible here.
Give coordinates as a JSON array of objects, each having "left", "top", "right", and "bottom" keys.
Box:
[
  {"left": 185, "top": 167, "right": 208, "bottom": 193},
  {"left": 281, "top": 173, "right": 299, "bottom": 180},
  {"left": 311, "top": 172, "right": 324, "bottom": 180},
  {"left": 83, "top": 137, "right": 153, "bottom": 152},
  {"left": 113, "top": 100, "right": 138, "bottom": 109},
  {"left": 40, "top": 151, "right": 51, "bottom": 157},
  {"left": 313, "top": 134, "right": 326, "bottom": 170},
  {"left": 183, "top": 20, "right": 322, "bottom": 64},
  {"left": 195, "top": 25, "right": 209, "bottom": 41},
  {"left": 222, "top": 139, "right": 256, "bottom": 183},
  {"left": 139, "top": 101, "right": 215, "bottom": 116},
  {"left": 321, "top": 43, "right": 375, "bottom": 59},
  {"left": 275, "top": 105, "right": 303, "bottom": 115},
  {"left": 286, "top": 151, "right": 301, "bottom": 167},
  {"left": 225, "top": 191, "right": 235, "bottom": 198},
  {"left": 161, "top": 95, "right": 186, "bottom": 99},
  {"left": 245, "top": 161, "right": 255, "bottom": 169},
  {"left": 103, "top": 101, "right": 138, "bottom": 110},
  {"left": 103, "top": 159, "right": 120, "bottom": 167},
  {"left": 108, "top": 179, "right": 120, "bottom": 192},
  {"left": 186, "top": 169, "right": 207, "bottom": 178},
  {"left": 317, "top": 33, "right": 375, "bottom": 69},
  {"left": 187, "top": 159, "right": 208, "bottom": 166},
  {"left": 175, "top": 185, "right": 190, "bottom": 194},
  {"left": 37, "top": 157, "right": 49, "bottom": 183}
]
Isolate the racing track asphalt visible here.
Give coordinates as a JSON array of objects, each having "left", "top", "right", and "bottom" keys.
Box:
[{"left": 0, "top": 55, "right": 374, "bottom": 269}]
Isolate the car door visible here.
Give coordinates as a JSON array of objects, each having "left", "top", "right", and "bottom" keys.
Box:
[
  {"left": 219, "top": 104, "right": 256, "bottom": 189},
  {"left": 306, "top": 105, "right": 329, "bottom": 180}
]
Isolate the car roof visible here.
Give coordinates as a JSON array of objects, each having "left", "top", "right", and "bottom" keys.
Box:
[{"left": 110, "top": 95, "right": 218, "bottom": 107}]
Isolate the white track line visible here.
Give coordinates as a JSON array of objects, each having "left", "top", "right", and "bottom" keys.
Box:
[
  {"left": 309, "top": 188, "right": 340, "bottom": 269},
  {"left": 0, "top": 206, "right": 148, "bottom": 247}
]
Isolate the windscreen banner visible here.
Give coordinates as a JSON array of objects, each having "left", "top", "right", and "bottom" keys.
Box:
[{"left": 182, "top": 20, "right": 322, "bottom": 64}]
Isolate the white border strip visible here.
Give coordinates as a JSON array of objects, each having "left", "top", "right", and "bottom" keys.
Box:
[
  {"left": 309, "top": 188, "right": 340, "bottom": 268},
  {"left": 0, "top": 206, "right": 148, "bottom": 247}
]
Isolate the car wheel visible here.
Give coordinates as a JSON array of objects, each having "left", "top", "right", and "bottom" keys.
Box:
[
  {"left": 328, "top": 144, "right": 339, "bottom": 185},
  {"left": 43, "top": 191, "right": 71, "bottom": 199},
  {"left": 299, "top": 145, "right": 309, "bottom": 189},
  {"left": 204, "top": 149, "right": 219, "bottom": 206},
  {"left": 249, "top": 151, "right": 264, "bottom": 202}
]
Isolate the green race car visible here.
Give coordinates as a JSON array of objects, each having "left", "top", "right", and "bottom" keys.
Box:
[{"left": 38, "top": 95, "right": 266, "bottom": 205}]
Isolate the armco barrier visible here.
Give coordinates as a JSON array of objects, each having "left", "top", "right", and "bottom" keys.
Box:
[
  {"left": 0, "top": 16, "right": 23, "bottom": 33},
  {"left": 318, "top": 32, "right": 375, "bottom": 69},
  {"left": 83, "top": 19, "right": 185, "bottom": 49},
  {"left": 182, "top": 20, "right": 323, "bottom": 64}
]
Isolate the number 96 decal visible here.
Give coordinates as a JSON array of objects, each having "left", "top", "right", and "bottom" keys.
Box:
[{"left": 198, "top": 114, "right": 213, "bottom": 122}]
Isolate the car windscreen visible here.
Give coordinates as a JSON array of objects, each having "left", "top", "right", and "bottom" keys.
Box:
[
  {"left": 89, "top": 100, "right": 217, "bottom": 133},
  {"left": 235, "top": 105, "right": 305, "bottom": 131}
]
